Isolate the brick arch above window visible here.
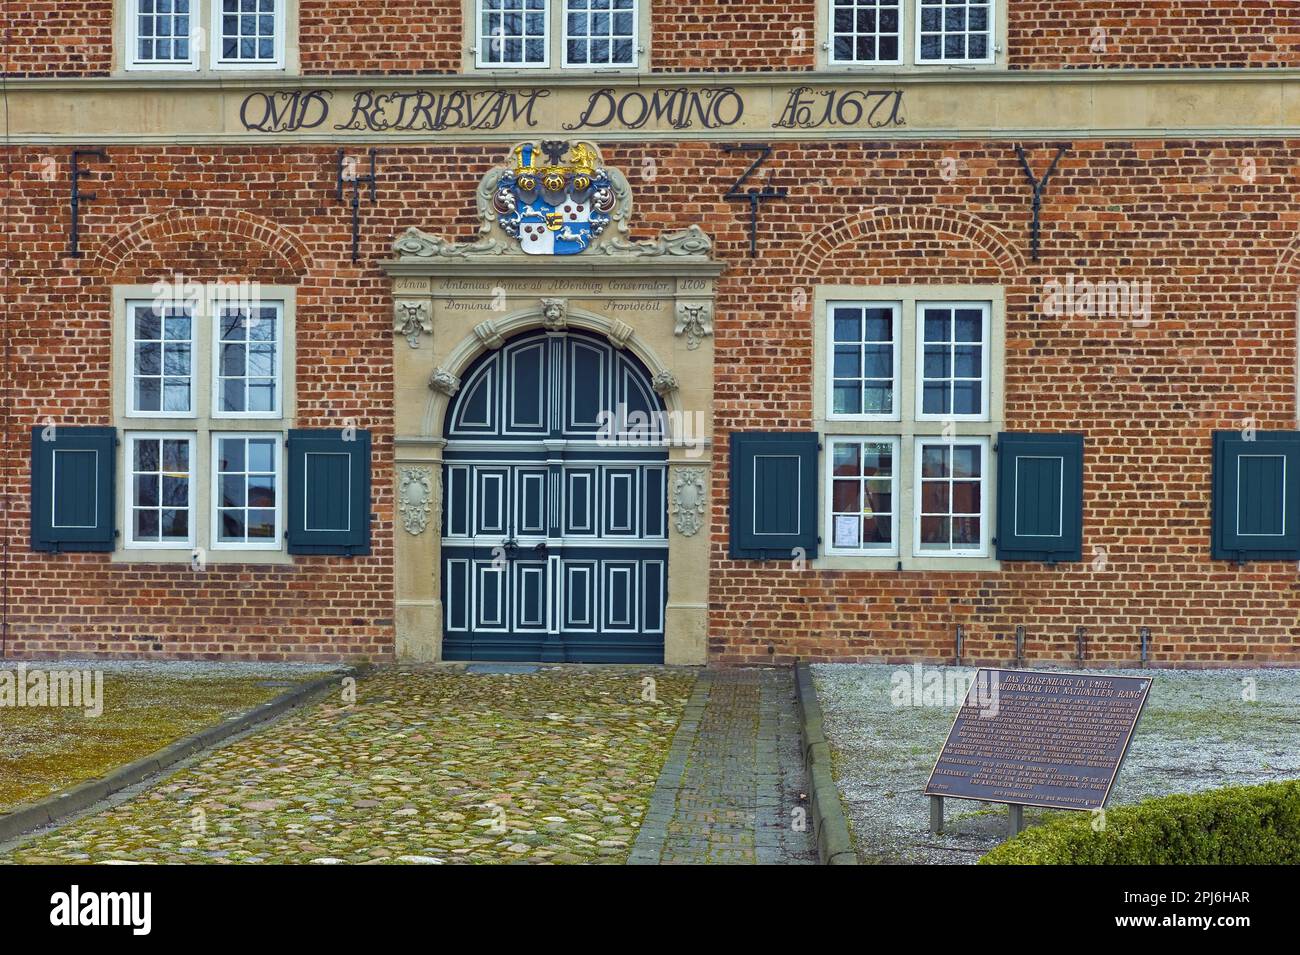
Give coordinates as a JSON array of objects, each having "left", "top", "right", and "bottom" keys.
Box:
[
  {"left": 793, "top": 206, "right": 1024, "bottom": 280},
  {"left": 94, "top": 209, "right": 313, "bottom": 280},
  {"left": 1271, "top": 235, "right": 1300, "bottom": 288}
]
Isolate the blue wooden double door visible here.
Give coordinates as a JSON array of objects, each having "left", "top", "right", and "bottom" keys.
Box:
[{"left": 441, "top": 330, "right": 668, "bottom": 663}]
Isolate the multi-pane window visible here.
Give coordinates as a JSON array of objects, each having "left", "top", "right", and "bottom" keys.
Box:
[
  {"left": 917, "top": 0, "right": 992, "bottom": 63},
  {"left": 480, "top": 0, "right": 549, "bottom": 66},
  {"left": 829, "top": 0, "right": 901, "bottom": 65},
  {"left": 214, "top": 434, "right": 281, "bottom": 547},
  {"left": 215, "top": 0, "right": 281, "bottom": 65},
  {"left": 917, "top": 303, "right": 988, "bottom": 419},
  {"left": 915, "top": 438, "right": 986, "bottom": 554},
  {"left": 215, "top": 304, "right": 281, "bottom": 416},
  {"left": 129, "top": 304, "right": 194, "bottom": 415},
  {"left": 829, "top": 302, "right": 899, "bottom": 419},
  {"left": 828, "top": 437, "right": 898, "bottom": 554},
  {"left": 132, "top": 0, "right": 195, "bottom": 65},
  {"left": 126, "top": 433, "right": 194, "bottom": 547},
  {"left": 117, "top": 288, "right": 290, "bottom": 556},
  {"left": 125, "top": 0, "right": 285, "bottom": 71},
  {"left": 564, "top": 0, "right": 636, "bottom": 67},
  {"left": 823, "top": 295, "right": 998, "bottom": 560}
]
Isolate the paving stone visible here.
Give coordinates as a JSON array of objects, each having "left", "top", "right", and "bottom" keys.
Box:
[
  {"left": 629, "top": 668, "right": 817, "bottom": 865},
  {"left": 1, "top": 667, "right": 694, "bottom": 866}
]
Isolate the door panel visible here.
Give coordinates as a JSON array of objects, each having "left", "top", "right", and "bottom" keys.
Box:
[{"left": 441, "top": 331, "right": 668, "bottom": 664}]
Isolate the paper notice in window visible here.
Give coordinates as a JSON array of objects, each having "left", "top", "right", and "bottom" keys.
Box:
[{"left": 833, "top": 514, "right": 859, "bottom": 548}]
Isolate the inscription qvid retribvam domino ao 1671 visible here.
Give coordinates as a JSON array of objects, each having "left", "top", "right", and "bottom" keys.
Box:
[
  {"left": 924, "top": 669, "right": 1153, "bottom": 812},
  {"left": 238, "top": 85, "right": 906, "bottom": 134}
]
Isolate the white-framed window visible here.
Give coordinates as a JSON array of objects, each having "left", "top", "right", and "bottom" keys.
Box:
[
  {"left": 914, "top": 436, "right": 988, "bottom": 556},
  {"left": 124, "top": 0, "right": 287, "bottom": 72},
  {"left": 112, "top": 284, "right": 295, "bottom": 562},
  {"left": 826, "top": 436, "right": 900, "bottom": 556},
  {"left": 211, "top": 0, "right": 286, "bottom": 69},
  {"left": 472, "top": 0, "right": 644, "bottom": 70},
  {"left": 125, "top": 432, "right": 196, "bottom": 548},
  {"left": 916, "top": 0, "right": 993, "bottom": 64},
  {"left": 563, "top": 0, "right": 637, "bottom": 67},
  {"left": 213, "top": 302, "right": 282, "bottom": 418},
  {"left": 478, "top": 0, "right": 550, "bottom": 67},
  {"left": 916, "top": 302, "right": 990, "bottom": 421},
  {"left": 828, "top": 0, "right": 901, "bottom": 66},
  {"left": 822, "top": 0, "right": 998, "bottom": 68},
  {"left": 816, "top": 288, "right": 1002, "bottom": 566},
  {"left": 828, "top": 301, "right": 900, "bottom": 421},
  {"left": 212, "top": 433, "right": 282, "bottom": 549},
  {"left": 127, "top": 301, "right": 195, "bottom": 417},
  {"left": 127, "top": 0, "right": 198, "bottom": 70}
]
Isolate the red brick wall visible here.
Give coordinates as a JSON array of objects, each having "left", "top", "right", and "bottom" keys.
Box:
[
  {"left": 651, "top": 1, "right": 816, "bottom": 72},
  {"left": 1008, "top": 2, "right": 1300, "bottom": 69},
  {"left": 7, "top": 1, "right": 1300, "bottom": 77},
  {"left": 298, "top": 0, "right": 461, "bottom": 74},
  {"left": 706, "top": 140, "right": 1300, "bottom": 667},
  {"left": 4, "top": 140, "right": 1300, "bottom": 666},
  {"left": 2, "top": 0, "right": 114, "bottom": 76}
]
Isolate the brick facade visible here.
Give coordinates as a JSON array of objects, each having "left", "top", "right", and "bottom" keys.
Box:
[
  {"left": 5, "top": 2, "right": 1300, "bottom": 664},
  {"left": 7, "top": 1, "right": 1300, "bottom": 76}
]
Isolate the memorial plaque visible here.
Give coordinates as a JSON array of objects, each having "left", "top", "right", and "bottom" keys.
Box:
[{"left": 924, "top": 668, "right": 1152, "bottom": 811}]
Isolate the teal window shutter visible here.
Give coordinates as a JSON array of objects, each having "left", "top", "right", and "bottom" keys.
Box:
[
  {"left": 1212, "top": 430, "right": 1300, "bottom": 562},
  {"left": 287, "top": 429, "right": 372, "bottom": 556},
  {"left": 729, "top": 431, "right": 819, "bottom": 560},
  {"left": 995, "top": 432, "right": 1084, "bottom": 563},
  {"left": 30, "top": 426, "right": 117, "bottom": 552}
]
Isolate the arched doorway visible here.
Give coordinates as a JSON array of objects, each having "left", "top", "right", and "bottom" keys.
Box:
[{"left": 440, "top": 328, "right": 668, "bottom": 663}]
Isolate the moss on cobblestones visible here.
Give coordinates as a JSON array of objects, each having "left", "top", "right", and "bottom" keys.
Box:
[
  {"left": 0, "top": 670, "right": 321, "bottom": 812},
  {"left": 1, "top": 666, "right": 694, "bottom": 865}
]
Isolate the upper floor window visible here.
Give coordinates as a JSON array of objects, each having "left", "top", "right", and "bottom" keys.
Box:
[
  {"left": 830, "top": 0, "right": 901, "bottom": 65},
  {"left": 471, "top": 0, "right": 644, "bottom": 70},
  {"left": 124, "top": 0, "right": 288, "bottom": 71},
  {"left": 130, "top": 0, "right": 196, "bottom": 67},
  {"left": 214, "top": 0, "right": 283, "bottom": 66},
  {"left": 825, "top": 0, "right": 998, "bottom": 68},
  {"left": 916, "top": 0, "right": 990, "bottom": 63}
]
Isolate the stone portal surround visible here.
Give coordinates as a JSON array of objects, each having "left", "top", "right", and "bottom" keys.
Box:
[{"left": 384, "top": 254, "right": 723, "bottom": 665}]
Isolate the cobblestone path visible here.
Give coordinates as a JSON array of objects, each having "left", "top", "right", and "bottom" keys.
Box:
[
  {"left": 1, "top": 667, "right": 694, "bottom": 865},
  {"left": 629, "top": 668, "right": 817, "bottom": 865}
]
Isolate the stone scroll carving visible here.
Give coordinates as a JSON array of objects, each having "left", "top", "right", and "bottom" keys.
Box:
[
  {"left": 394, "top": 300, "right": 432, "bottom": 348},
  {"left": 670, "top": 466, "right": 708, "bottom": 537},
  {"left": 398, "top": 466, "right": 434, "bottom": 536},
  {"left": 674, "top": 302, "right": 713, "bottom": 350}
]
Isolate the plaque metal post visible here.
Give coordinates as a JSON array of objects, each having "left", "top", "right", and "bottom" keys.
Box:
[
  {"left": 929, "top": 795, "right": 943, "bottom": 836},
  {"left": 1007, "top": 804, "right": 1025, "bottom": 839},
  {"left": 1014, "top": 625, "right": 1025, "bottom": 667},
  {"left": 954, "top": 625, "right": 964, "bottom": 666},
  {"left": 1139, "top": 626, "right": 1150, "bottom": 666}
]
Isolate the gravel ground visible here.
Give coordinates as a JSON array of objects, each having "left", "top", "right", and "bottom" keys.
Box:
[
  {"left": 1, "top": 666, "right": 694, "bottom": 865},
  {"left": 812, "top": 664, "right": 1300, "bottom": 864}
]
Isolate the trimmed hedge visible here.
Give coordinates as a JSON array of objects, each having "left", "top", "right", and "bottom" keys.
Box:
[{"left": 979, "top": 780, "right": 1300, "bottom": 864}]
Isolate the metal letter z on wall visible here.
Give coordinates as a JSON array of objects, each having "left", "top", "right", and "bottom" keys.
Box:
[{"left": 723, "top": 144, "right": 788, "bottom": 257}]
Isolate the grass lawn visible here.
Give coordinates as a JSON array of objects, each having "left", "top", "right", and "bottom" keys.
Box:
[{"left": 0, "top": 666, "right": 329, "bottom": 812}]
